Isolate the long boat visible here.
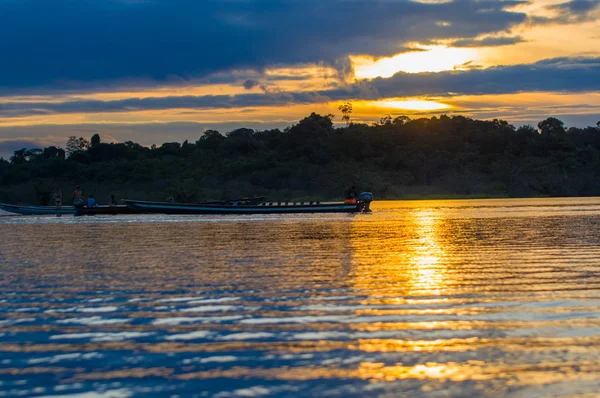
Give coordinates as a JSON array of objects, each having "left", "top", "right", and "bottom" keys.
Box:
[
  {"left": 123, "top": 198, "right": 370, "bottom": 215},
  {"left": 0, "top": 203, "right": 75, "bottom": 216}
]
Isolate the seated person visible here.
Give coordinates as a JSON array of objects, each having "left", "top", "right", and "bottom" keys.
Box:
[
  {"left": 87, "top": 194, "right": 99, "bottom": 208},
  {"left": 345, "top": 185, "right": 358, "bottom": 204}
]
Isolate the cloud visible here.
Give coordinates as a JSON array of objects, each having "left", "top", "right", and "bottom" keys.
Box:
[
  {"left": 549, "top": 0, "right": 600, "bottom": 15},
  {"left": 243, "top": 79, "right": 260, "bottom": 90},
  {"left": 0, "top": 92, "right": 334, "bottom": 117},
  {"left": 0, "top": 57, "right": 598, "bottom": 117},
  {"left": 532, "top": 0, "right": 600, "bottom": 24},
  {"left": 450, "top": 36, "right": 526, "bottom": 47},
  {"left": 371, "top": 57, "right": 600, "bottom": 97},
  {"left": 0, "top": 0, "right": 527, "bottom": 93}
]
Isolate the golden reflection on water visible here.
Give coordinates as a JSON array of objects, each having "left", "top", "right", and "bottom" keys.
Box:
[
  {"left": 407, "top": 210, "right": 447, "bottom": 296},
  {"left": 350, "top": 207, "right": 447, "bottom": 297},
  {"left": 347, "top": 207, "right": 461, "bottom": 384}
]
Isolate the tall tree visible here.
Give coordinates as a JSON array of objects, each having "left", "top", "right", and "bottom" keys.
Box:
[{"left": 338, "top": 102, "right": 353, "bottom": 126}]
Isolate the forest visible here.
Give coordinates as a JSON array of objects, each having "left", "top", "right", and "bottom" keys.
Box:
[{"left": 1, "top": 113, "right": 600, "bottom": 205}]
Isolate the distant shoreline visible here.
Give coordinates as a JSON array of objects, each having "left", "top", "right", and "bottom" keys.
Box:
[{"left": 2, "top": 114, "right": 599, "bottom": 205}]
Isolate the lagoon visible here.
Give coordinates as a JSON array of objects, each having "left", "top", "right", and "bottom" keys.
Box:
[{"left": 1, "top": 198, "right": 600, "bottom": 397}]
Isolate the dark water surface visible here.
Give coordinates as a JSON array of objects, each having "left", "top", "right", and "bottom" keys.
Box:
[{"left": 2, "top": 198, "right": 600, "bottom": 397}]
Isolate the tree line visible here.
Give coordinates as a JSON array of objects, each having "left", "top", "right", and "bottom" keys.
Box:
[{"left": 1, "top": 113, "right": 600, "bottom": 204}]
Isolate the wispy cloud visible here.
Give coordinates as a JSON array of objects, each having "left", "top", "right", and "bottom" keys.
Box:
[
  {"left": 531, "top": 0, "right": 600, "bottom": 23},
  {"left": 450, "top": 36, "right": 526, "bottom": 47}
]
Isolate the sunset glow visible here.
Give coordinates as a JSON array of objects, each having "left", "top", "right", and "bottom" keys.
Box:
[
  {"left": 373, "top": 99, "right": 452, "bottom": 111},
  {"left": 353, "top": 46, "right": 478, "bottom": 78}
]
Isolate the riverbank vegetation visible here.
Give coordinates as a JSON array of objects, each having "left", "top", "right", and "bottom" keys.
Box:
[{"left": 1, "top": 113, "right": 600, "bottom": 204}]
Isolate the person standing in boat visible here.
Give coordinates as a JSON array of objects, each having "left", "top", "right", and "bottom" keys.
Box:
[
  {"left": 345, "top": 185, "right": 358, "bottom": 203},
  {"left": 72, "top": 186, "right": 82, "bottom": 203},
  {"left": 87, "top": 194, "right": 98, "bottom": 208},
  {"left": 54, "top": 189, "right": 62, "bottom": 210},
  {"left": 109, "top": 194, "right": 117, "bottom": 207}
]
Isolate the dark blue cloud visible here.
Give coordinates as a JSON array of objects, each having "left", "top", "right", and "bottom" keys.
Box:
[
  {"left": 450, "top": 36, "right": 526, "bottom": 47},
  {"left": 243, "top": 79, "right": 261, "bottom": 90},
  {"left": 533, "top": 0, "right": 600, "bottom": 23},
  {"left": 549, "top": 0, "right": 600, "bottom": 14},
  {"left": 0, "top": 0, "right": 527, "bottom": 92},
  {"left": 371, "top": 57, "right": 600, "bottom": 97}
]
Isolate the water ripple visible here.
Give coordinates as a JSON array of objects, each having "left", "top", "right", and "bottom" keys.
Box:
[{"left": 1, "top": 198, "right": 600, "bottom": 397}]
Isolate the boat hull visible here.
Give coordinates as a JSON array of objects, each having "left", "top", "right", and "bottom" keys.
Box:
[
  {"left": 124, "top": 200, "right": 360, "bottom": 215},
  {"left": 0, "top": 203, "right": 75, "bottom": 216},
  {"left": 75, "top": 205, "right": 142, "bottom": 216}
]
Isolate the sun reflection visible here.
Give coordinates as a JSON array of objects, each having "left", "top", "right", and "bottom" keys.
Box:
[
  {"left": 349, "top": 206, "right": 448, "bottom": 297},
  {"left": 410, "top": 210, "right": 446, "bottom": 295}
]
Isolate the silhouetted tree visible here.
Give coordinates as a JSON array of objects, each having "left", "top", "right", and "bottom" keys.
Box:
[
  {"left": 197, "top": 129, "right": 224, "bottom": 150},
  {"left": 25, "top": 149, "right": 43, "bottom": 161},
  {"left": 393, "top": 116, "right": 411, "bottom": 126},
  {"left": 538, "top": 117, "right": 565, "bottom": 136},
  {"left": 290, "top": 113, "right": 334, "bottom": 136},
  {"left": 377, "top": 115, "right": 393, "bottom": 126},
  {"left": 227, "top": 128, "right": 254, "bottom": 138},
  {"left": 65, "top": 136, "right": 90, "bottom": 156},
  {"left": 157, "top": 142, "right": 181, "bottom": 156},
  {"left": 338, "top": 102, "right": 353, "bottom": 125},
  {"left": 42, "top": 146, "right": 66, "bottom": 160},
  {"left": 10, "top": 148, "right": 28, "bottom": 164},
  {"left": 90, "top": 133, "right": 101, "bottom": 147},
  {"left": 201, "top": 130, "right": 222, "bottom": 140},
  {"left": 517, "top": 125, "right": 538, "bottom": 135}
]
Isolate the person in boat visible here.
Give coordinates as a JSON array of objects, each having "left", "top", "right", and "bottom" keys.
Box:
[
  {"left": 87, "top": 194, "right": 98, "bottom": 208},
  {"left": 72, "top": 186, "right": 85, "bottom": 208},
  {"left": 54, "top": 189, "right": 62, "bottom": 210},
  {"left": 72, "top": 186, "right": 82, "bottom": 203},
  {"left": 109, "top": 194, "right": 117, "bottom": 207},
  {"left": 345, "top": 185, "right": 358, "bottom": 204}
]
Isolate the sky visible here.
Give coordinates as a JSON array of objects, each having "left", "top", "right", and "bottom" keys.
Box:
[{"left": 0, "top": 0, "right": 599, "bottom": 157}]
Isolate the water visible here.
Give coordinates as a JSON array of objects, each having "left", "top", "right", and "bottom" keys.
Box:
[{"left": 1, "top": 198, "right": 600, "bottom": 397}]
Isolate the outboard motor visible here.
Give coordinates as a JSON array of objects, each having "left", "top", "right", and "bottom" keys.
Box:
[{"left": 358, "top": 192, "right": 374, "bottom": 213}]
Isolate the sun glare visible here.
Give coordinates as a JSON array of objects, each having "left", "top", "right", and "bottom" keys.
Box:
[
  {"left": 374, "top": 99, "right": 451, "bottom": 111},
  {"left": 352, "top": 46, "right": 477, "bottom": 78}
]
